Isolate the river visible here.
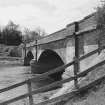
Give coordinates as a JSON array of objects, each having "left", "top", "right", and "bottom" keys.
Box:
[
  {"left": 0, "top": 62, "right": 57, "bottom": 105},
  {"left": 0, "top": 65, "right": 33, "bottom": 103}
]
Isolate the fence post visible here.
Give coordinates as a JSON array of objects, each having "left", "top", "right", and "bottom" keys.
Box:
[
  {"left": 73, "top": 56, "right": 79, "bottom": 89},
  {"left": 24, "top": 40, "right": 27, "bottom": 58},
  {"left": 24, "top": 40, "right": 27, "bottom": 66},
  {"left": 27, "top": 80, "right": 34, "bottom": 105},
  {"left": 35, "top": 40, "right": 37, "bottom": 62},
  {"left": 74, "top": 22, "right": 79, "bottom": 89}
]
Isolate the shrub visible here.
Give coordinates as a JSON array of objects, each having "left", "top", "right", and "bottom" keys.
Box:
[{"left": 8, "top": 47, "right": 21, "bottom": 57}]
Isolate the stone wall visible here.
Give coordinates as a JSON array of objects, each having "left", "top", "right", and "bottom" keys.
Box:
[
  {"left": 25, "top": 13, "right": 105, "bottom": 76},
  {"left": 36, "top": 13, "right": 98, "bottom": 63},
  {"left": 37, "top": 39, "right": 67, "bottom": 63}
]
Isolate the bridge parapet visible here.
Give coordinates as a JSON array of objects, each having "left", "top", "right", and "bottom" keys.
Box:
[
  {"left": 25, "top": 13, "right": 97, "bottom": 48},
  {"left": 23, "top": 13, "right": 101, "bottom": 78}
]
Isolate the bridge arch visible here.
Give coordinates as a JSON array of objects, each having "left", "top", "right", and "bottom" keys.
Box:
[
  {"left": 24, "top": 50, "right": 34, "bottom": 66},
  {"left": 26, "top": 50, "right": 34, "bottom": 60},
  {"left": 34, "top": 49, "right": 65, "bottom": 81}
]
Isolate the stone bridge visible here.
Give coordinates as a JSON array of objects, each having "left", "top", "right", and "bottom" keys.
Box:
[{"left": 22, "top": 13, "right": 103, "bottom": 81}]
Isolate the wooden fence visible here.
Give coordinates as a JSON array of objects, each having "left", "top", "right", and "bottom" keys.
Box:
[
  {"left": 1, "top": 27, "right": 105, "bottom": 105},
  {"left": 0, "top": 44, "right": 105, "bottom": 105}
]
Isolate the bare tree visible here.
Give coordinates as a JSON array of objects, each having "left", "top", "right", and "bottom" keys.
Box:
[
  {"left": 23, "top": 27, "right": 42, "bottom": 43},
  {"left": 35, "top": 26, "right": 47, "bottom": 37}
]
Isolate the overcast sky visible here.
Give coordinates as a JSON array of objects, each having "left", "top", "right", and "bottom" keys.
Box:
[{"left": 0, "top": 0, "right": 100, "bottom": 34}]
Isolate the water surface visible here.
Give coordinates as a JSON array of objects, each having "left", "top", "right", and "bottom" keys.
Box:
[{"left": 0, "top": 65, "right": 32, "bottom": 102}]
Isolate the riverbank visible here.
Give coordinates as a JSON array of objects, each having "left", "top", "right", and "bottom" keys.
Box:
[{"left": 0, "top": 57, "right": 23, "bottom": 66}]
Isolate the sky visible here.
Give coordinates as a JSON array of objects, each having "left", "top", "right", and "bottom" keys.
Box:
[{"left": 0, "top": 0, "right": 101, "bottom": 34}]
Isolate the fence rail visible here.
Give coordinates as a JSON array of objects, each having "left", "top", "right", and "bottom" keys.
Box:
[
  {"left": 0, "top": 45, "right": 105, "bottom": 93},
  {"left": 1, "top": 26, "right": 105, "bottom": 105},
  {"left": 0, "top": 44, "right": 105, "bottom": 105},
  {"left": 34, "top": 75, "right": 105, "bottom": 105}
]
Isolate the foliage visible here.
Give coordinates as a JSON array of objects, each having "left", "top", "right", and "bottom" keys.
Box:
[
  {"left": 95, "top": 0, "right": 105, "bottom": 46},
  {"left": 0, "top": 21, "right": 47, "bottom": 45},
  {"left": 8, "top": 47, "right": 22, "bottom": 57},
  {"left": 96, "top": 1, "right": 105, "bottom": 29},
  {"left": 23, "top": 27, "right": 46, "bottom": 43},
  {"left": 0, "top": 28, "right": 3, "bottom": 44},
  {"left": 23, "top": 28, "right": 39, "bottom": 43},
  {"left": 1, "top": 21, "right": 22, "bottom": 45}
]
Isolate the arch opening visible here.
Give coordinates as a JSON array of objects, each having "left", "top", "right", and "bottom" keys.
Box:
[
  {"left": 27, "top": 50, "right": 34, "bottom": 60},
  {"left": 24, "top": 50, "right": 34, "bottom": 66},
  {"left": 32, "top": 49, "right": 65, "bottom": 81}
]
